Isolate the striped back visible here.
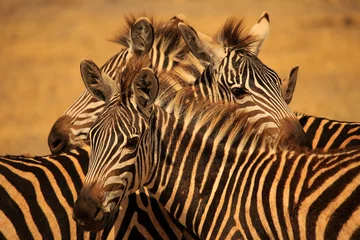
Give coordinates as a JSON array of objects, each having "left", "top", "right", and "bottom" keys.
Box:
[
  {"left": 47, "top": 15, "right": 203, "bottom": 155},
  {"left": 0, "top": 146, "right": 198, "bottom": 239},
  {"left": 0, "top": 147, "right": 93, "bottom": 239},
  {"left": 296, "top": 112, "right": 360, "bottom": 150}
]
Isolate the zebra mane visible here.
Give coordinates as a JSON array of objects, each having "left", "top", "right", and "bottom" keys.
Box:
[
  {"left": 110, "top": 14, "right": 190, "bottom": 61},
  {"left": 115, "top": 55, "right": 187, "bottom": 101},
  {"left": 116, "top": 55, "right": 151, "bottom": 96},
  {"left": 110, "top": 13, "right": 155, "bottom": 47},
  {"left": 215, "top": 17, "right": 258, "bottom": 50},
  {"left": 156, "top": 98, "right": 275, "bottom": 152}
]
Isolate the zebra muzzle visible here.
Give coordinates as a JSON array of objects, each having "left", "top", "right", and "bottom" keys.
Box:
[{"left": 73, "top": 194, "right": 108, "bottom": 232}]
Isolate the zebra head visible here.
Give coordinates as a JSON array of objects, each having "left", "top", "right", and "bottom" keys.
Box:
[
  {"left": 72, "top": 56, "right": 160, "bottom": 231},
  {"left": 48, "top": 15, "right": 192, "bottom": 154},
  {"left": 179, "top": 15, "right": 311, "bottom": 148}
]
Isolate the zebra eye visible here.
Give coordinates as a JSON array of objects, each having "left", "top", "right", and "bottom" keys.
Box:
[
  {"left": 126, "top": 137, "right": 139, "bottom": 149},
  {"left": 231, "top": 87, "right": 248, "bottom": 98}
]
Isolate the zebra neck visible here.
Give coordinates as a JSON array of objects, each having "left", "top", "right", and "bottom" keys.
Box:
[
  {"left": 143, "top": 103, "right": 262, "bottom": 238},
  {"left": 140, "top": 98, "right": 360, "bottom": 239},
  {"left": 194, "top": 65, "right": 222, "bottom": 103}
]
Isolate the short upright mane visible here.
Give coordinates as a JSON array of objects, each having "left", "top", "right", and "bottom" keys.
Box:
[
  {"left": 110, "top": 14, "right": 155, "bottom": 48},
  {"left": 110, "top": 14, "right": 188, "bottom": 58},
  {"left": 215, "top": 17, "right": 258, "bottom": 50},
  {"left": 154, "top": 96, "right": 276, "bottom": 153},
  {"left": 116, "top": 56, "right": 151, "bottom": 96},
  {"left": 115, "top": 56, "right": 185, "bottom": 99}
]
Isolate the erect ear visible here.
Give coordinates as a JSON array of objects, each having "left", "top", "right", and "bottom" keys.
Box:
[
  {"left": 178, "top": 23, "right": 225, "bottom": 66},
  {"left": 130, "top": 17, "right": 154, "bottom": 56},
  {"left": 80, "top": 59, "right": 117, "bottom": 102},
  {"left": 282, "top": 66, "right": 299, "bottom": 104},
  {"left": 249, "top": 11, "right": 270, "bottom": 56},
  {"left": 132, "top": 68, "right": 159, "bottom": 116}
]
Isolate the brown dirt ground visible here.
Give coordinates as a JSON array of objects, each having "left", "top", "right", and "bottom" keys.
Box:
[{"left": 1, "top": 0, "right": 360, "bottom": 155}]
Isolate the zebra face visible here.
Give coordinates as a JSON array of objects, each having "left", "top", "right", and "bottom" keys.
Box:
[
  {"left": 217, "top": 49, "right": 295, "bottom": 123},
  {"left": 179, "top": 19, "right": 311, "bottom": 148},
  {"left": 73, "top": 68, "right": 159, "bottom": 232},
  {"left": 73, "top": 96, "right": 146, "bottom": 231},
  {"left": 215, "top": 49, "right": 310, "bottom": 147}
]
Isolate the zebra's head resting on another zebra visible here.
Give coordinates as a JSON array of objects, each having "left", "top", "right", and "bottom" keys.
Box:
[
  {"left": 178, "top": 17, "right": 310, "bottom": 148},
  {"left": 72, "top": 50, "right": 305, "bottom": 232},
  {"left": 47, "top": 14, "right": 202, "bottom": 155}
]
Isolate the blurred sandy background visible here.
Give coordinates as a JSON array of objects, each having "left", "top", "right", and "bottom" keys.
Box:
[{"left": 0, "top": 0, "right": 359, "bottom": 155}]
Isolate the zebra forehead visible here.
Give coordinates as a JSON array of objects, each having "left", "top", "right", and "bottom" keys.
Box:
[{"left": 215, "top": 17, "right": 258, "bottom": 51}]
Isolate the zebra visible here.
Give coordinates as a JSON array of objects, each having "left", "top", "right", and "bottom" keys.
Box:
[
  {"left": 73, "top": 67, "right": 360, "bottom": 239},
  {"left": 47, "top": 12, "right": 271, "bottom": 155},
  {"left": 0, "top": 146, "right": 197, "bottom": 239},
  {"left": 47, "top": 14, "right": 203, "bottom": 155}
]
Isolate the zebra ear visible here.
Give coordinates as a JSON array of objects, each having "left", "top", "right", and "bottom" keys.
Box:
[
  {"left": 80, "top": 59, "right": 116, "bottom": 102},
  {"left": 249, "top": 11, "right": 270, "bottom": 56},
  {"left": 282, "top": 66, "right": 299, "bottom": 104},
  {"left": 133, "top": 68, "right": 159, "bottom": 116},
  {"left": 130, "top": 17, "right": 154, "bottom": 56},
  {"left": 178, "top": 23, "right": 225, "bottom": 66}
]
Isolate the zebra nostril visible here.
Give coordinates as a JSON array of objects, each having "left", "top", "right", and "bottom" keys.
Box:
[
  {"left": 49, "top": 137, "right": 67, "bottom": 154},
  {"left": 93, "top": 207, "right": 104, "bottom": 221},
  {"left": 48, "top": 115, "right": 72, "bottom": 154},
  {"left": 51, "top": 139, "right": 63, "bottom": 150}
]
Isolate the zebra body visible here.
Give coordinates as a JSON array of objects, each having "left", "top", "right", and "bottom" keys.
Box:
[
  {"left": 73, "top": 67, "right": 360, "bottom": 239},
  {"left": 0, "top": 147, "right": 197, "bottom": 239}
]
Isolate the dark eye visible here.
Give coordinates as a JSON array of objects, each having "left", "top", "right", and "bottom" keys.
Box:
[
  {"left": 231, "top": 87, "right": 248, "bottom": 98},
  {"left": 126, "top": 137, "right": 139, "bottom": 149}
]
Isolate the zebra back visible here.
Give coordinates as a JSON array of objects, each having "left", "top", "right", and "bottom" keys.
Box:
[
  {"left": 0, "top": 146, "right": 198, "bottom": 239},
  {"left": 296, "top": 112, "right": 360, "bottom": 150}
]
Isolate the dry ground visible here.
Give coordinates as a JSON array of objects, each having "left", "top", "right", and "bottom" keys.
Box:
[{"left": 0, "top": 0, "right": 360, "bottom": 155}]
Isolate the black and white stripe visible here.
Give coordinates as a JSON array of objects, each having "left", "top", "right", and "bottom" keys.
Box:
[
  {"left": 296, "top": 112, "right": 360, "bottom": 150},
  {"left": 74, "top": 74, "right": 360, "bottom": 238},
  {"left": 0, "top": 146, "right": 197, "bottom": 239}
]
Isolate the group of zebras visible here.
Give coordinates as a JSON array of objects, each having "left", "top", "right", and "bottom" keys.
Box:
[{"left": 1, "top": 12, "right": 360, "bottom": 239}]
